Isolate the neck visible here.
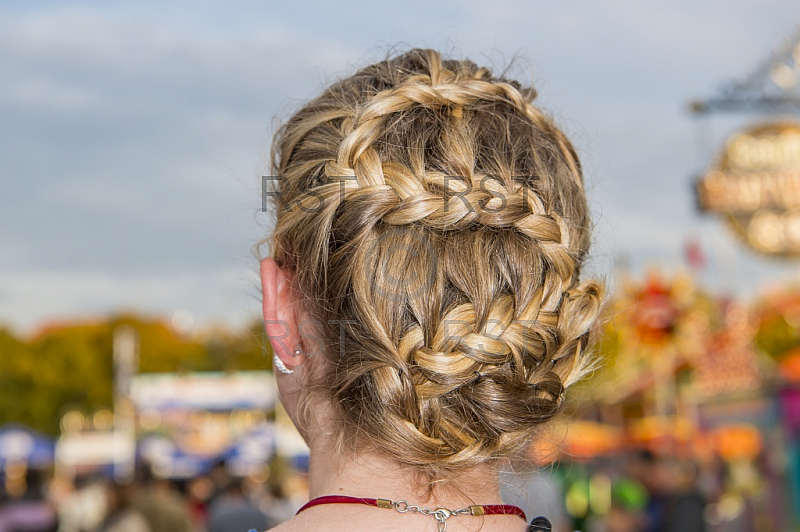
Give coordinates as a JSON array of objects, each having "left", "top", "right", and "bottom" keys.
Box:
[{"left": 305, "top": 415, "right": 504, "bottom": 507}]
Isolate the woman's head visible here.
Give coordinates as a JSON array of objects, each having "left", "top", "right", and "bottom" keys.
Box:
[{"left": 262, "top": 48, "right": 602, "bottom": 488}]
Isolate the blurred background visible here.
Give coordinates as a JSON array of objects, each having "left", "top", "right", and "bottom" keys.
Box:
[{"left": 3, "top": 1, "right": 800, "bottom": 531}]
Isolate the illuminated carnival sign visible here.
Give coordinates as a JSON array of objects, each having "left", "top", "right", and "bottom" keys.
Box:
[{"left": 696, "top": 121, "right": 800, "bottom": 256}]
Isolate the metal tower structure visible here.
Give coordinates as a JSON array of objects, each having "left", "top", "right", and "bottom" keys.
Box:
[{"left": 691, "top": 26, "right": 800, "bottom": 115}]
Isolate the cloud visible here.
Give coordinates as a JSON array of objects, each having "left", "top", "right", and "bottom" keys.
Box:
[{"left": 2, "top": 1, "right": 800, "bottom": 331}]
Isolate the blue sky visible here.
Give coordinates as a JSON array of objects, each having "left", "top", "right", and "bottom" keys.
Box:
[{"left": 2, "top": 1, "right": 800, "bottom": 333}]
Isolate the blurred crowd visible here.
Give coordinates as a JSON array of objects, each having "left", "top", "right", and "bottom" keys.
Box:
[
  {"left": 592, "top": 449, "right": 708, "bottom": 532},
  {"left": 0, "top": 461, "right": 308, "bottom": 532},
  {"left": 502, "top": 448, "right": 713, "bottom": 532},
  {"left": 0, "top": 447, "right": 772, "bottom": 532}
]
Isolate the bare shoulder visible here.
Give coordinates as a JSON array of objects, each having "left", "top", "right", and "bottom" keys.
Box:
[{"left": 264, "top": 512, "right": 529, "bottom": 531}]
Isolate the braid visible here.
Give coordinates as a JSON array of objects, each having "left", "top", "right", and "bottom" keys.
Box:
[{"left": 267, "top": 48, "right": 603, "bottom": 487}]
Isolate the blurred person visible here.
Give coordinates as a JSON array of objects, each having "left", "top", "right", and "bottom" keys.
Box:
[
  {"left": 0, "top": 468, "right": 57, "bottom": 532},
  {"left": 96, "top": 482, "right": 149, "bottom": 532},
  {"left": 186, "top": 476, "right": 216, "bottom": 530},
  {"left": 259, "top": 48, "right": 604, "bottom": 531},
  {"left": 602, "top": 506, "right": 644, "bottom": 532},
  {"left": 601, "top": 476, "right": 649, "bottom": 532},
  {"left": 629, "top": 450, "right": 706, "bottom": 532},
  {"left": 130, "top": 466, "right": 193, "bottom": 532},
  {"left": 207, "top": 477, "right": 269, "bottom": 532},
  {"left": 257, "top": 456, "right": 299, "bottom": 526},
  {"left": 55, "top": 475, "right": 107, "bottom": 532},
  {"left": 666, "top": 461, "right": 706, "bottom": 532},
  {"left": 203, "top": 462, "right": 229, "bottom": 512},
  {"left": 259, "top": 481, "right": 296, "bottom": 527}
]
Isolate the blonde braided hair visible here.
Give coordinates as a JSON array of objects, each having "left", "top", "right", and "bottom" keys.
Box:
[{"left": 265, "top": 48, "right": 603, "bottom": 487}]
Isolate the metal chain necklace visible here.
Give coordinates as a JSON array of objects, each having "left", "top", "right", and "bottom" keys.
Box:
[{"left": 295, "top": 494, "right": 552, "bottom": 531}]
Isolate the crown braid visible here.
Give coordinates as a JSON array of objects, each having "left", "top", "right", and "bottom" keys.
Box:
[{"left": 266, "top": 48, "right": 603, "bottom": 487}]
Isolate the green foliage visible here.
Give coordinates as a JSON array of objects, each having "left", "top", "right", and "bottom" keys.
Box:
[
  {"left": 202, "top": 320, "right": 271, "bottom": 372},
  {"left": 755, "top": 314, "right": 798, "bottom": 360},
  {"left": 0, "top": 317, "right": 272, "bottom": 435}
]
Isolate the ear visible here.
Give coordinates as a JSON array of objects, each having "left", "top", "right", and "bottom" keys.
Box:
[{"left": 260, "top": 257, "right": 307, "bottom": 371}]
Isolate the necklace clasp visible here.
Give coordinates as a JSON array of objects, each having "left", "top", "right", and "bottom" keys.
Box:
[
  {"left": 433, "top": 508, "right": 451, "bottom": 532},
  {"left": 433, "top": 508, "right": 452, "bottom": 521}
]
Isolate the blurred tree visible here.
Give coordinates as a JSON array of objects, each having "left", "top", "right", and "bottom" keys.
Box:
[
  {"left": 199, "top": 320, "right": 272, "bottom": 371},
  {"left": 33, "top": 322, "right": 113, "bottom": 433},
  {"left": 752, "top": 290, "right": 800, "bottom": 361},
  {"left": 229, "top": 320, "right": 271, "bottom": 370},
  {"left": 110, "top": 315, "right": 210, "bottom": 373},
  {"left": 755, "top": 313, "right": 798, "bottom": 361},
  {"left": 0, "top": 315, "right": 273, "bottom": 435},
  {"left": 0, "top": 328, "right": 40, "bottom": 430}
]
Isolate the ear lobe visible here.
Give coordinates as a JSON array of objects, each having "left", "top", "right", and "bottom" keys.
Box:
[{"left": 260, "top": 257, "right": 306, "bottom": 369}]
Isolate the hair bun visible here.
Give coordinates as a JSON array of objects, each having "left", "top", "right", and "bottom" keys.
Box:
[{"left": 266, "top": 48, "right": 604, "bottom": 488}]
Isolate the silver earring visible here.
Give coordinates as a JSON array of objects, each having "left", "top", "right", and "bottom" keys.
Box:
[{"left": 273, "top": 353, "right": 294, "bottom": 375}]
